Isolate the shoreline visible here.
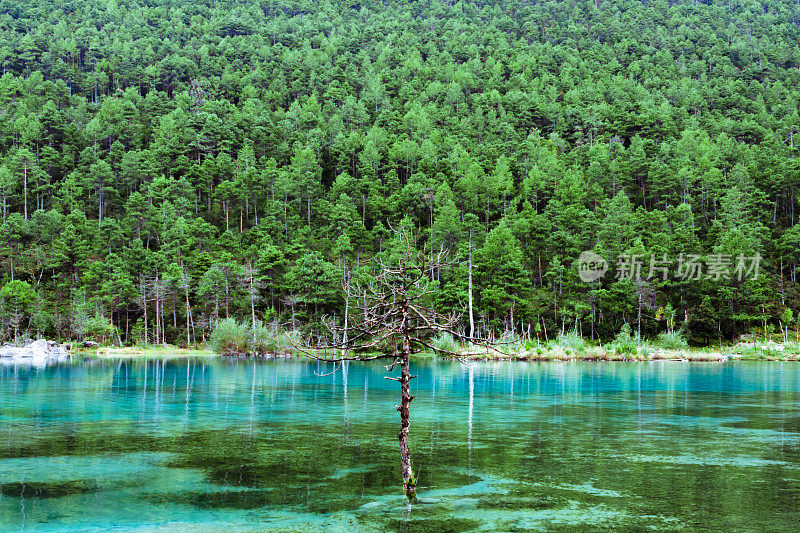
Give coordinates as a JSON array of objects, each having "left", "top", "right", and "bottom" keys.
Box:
[
  {"left": 449, "top": 345, "right": 798, "bottom": 363},
  {"left": 76, "top": 344, "right": 800, "bottom": 363},
  {"left": 450, "top": 352, "right": 750, "bottom": 362},
  {"left": 91, "top": 346, "right": 216, "bottom": 359}
]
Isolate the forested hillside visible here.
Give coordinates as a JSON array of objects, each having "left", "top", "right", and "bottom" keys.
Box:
[{"left": 1, "top": 0, "right": 799, "bottom": 346}]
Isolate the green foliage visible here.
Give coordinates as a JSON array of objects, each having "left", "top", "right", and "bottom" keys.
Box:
[
  {"left": 780, "top": 308, "right": 794, "bottom": 341},
  {"left": 653, "top": 331, "right": 689, "bottom": 350},
  {"left": 275, "top": 330, "right": 302, "bottom": 354},
  {"left": 0, "top": 0, "right": 796, "bottom": 347},
  {"left": 611, "top": 324, "right": 638, "bottom": 356},
  {"left": 431, "top": 332, "right": 460, "bottom": 354},
  {"left": 251, "top": 323, "right": 276, "bottom": 356},
  {"left": 557, "top": 331, "right": 586, "bottom": 353},
  {"left": 1, "top": 280, "right": 36, "bottom": 310},
  {"left": 735, "top": 341, "right": 788, "bottom": 360},
  {"left": 85, "top": 315, "right": 118, "bottom": 345},
  {"left": 477, "top": 221, "right": 531, "bottom": 328},
  {"left": 1, "top": 279, "right": 36, "bottom": 340},
  {"left": 30, "top": 309, "right": 55, "bottom": 338},
  {"left": 209, "top": 319, "right": 251, "bottom": 356}
]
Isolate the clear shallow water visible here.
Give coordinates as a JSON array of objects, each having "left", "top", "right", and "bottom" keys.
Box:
[{"left": 2, "top": 359, "right": 800, "bottom": 532}]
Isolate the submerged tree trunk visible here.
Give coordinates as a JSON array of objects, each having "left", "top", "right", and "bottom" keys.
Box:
[{"left": 398, "top": 313, "right": 416, "bottom": 501}]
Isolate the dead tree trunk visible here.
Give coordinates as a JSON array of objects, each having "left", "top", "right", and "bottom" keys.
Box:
[{"left": 398, "top": 306, "right": 415, "bottom": 499}]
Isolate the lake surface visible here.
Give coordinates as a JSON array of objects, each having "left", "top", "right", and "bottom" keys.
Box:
[{"left": 2, "top": 358, "right": 800, "bottom": 532}]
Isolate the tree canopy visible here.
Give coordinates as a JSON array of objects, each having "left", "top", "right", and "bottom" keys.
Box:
[{"left": 0, "top": 0, "right": 799, "bottom": 345}]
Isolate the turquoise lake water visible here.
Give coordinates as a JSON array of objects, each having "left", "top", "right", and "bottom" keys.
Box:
[{"left": 2, "top": 358, "right": 800, "bottom": 531}]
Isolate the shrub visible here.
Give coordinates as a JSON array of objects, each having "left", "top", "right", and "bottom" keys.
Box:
[
  {"left": 276, "top": 329, "right": 302, "bottom": 354},
  {"left": 252, "top": 322, "right": 277, "bottom": 356},
  {"left": 557, "top": 330, "right": 586, "bottom": 352},
  {"left": 85, "top": 314, "right": 118, "bottom": 345},
  {"left": 210, "top": 318, "right": 250, "bottom": 355},
  {"left": 653, "top": 331, "right": 689, "bottom": 350},
  {"left": 737, "top": 341, "right": 785, "bottom": 359},
  {"left": 785, "top": 343, "right": 800, "bottom": 355},
  {"left": 431, "top": 332, "right": 460, "bottom": 354},
  {"left": 611, "top": 323, "right": 638, "bottom": 356},
  {"left": 30, "top": 309, "right": 55, "bottom": 338},
  {"left": 497, "top": 331, "right": 524, "bottom": 353}
]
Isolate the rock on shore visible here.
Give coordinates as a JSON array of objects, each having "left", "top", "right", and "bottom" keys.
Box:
[{"left": 0, "top": 340, "right": 71, "bottom": 367}]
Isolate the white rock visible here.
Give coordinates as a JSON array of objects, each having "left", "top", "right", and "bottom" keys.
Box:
[{"left": 0, "top": 339, "right": 71, "bottom": 366}]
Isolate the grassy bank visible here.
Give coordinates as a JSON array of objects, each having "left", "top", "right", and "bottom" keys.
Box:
[
  {"left": 451, "top": 338, "right": 800, "bottom": 362},
  {"left": 75, "top": 336, "right": 800, "bottom": 363},
  {"left": 90, "top": 345, "right": 215, "bottom": 359},
  {"left": 454, "top": 345, "right": 729, "bottom": 362}
]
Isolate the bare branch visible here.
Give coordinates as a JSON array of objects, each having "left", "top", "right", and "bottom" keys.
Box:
[
  {"left": 314, "top": 362, "right": 342, "bottom": 377},
  {"left": 297, "top": 225, "right": 503, "bottom": 363},
  {"left": 306, "top": 352, "right": 397, "bottom": 363}
]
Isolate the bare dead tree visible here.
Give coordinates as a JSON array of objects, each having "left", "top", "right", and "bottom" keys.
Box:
[
  {"left": 634, "top": 278, "right": 657, "bottom": 345},
  {"left": 8, "top": 307, "right": 23, "bottom": 344},
  {"left": 151, "top": 273, "right": 168, "bottom": 347},
  {"left": 189, "top": 78, "right": 207, "bottom": 115},
  {"left": 240, "top": 261, "right": 265, "bottom": 340},
  {"left": 137, "top": 273, "right": 149, "bottom": 345},
  {"left": 281, "top": 294, "right": 302, "bottom": 330},
  {"left": 298, "top": 228, "right": 496, "bottom": 501}
]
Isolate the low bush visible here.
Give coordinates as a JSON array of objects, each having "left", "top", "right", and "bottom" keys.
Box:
[
  {"left": 209, "top": 319, "right": 304, "bottom": 356},
  {"left": 276, "top": 329, "right": 302, "bottom": 354},
  {"left": 653, "top": 331, "right": 689, "bottom": 350},
  {"left": 497, "top": 331, "right": 524, "bottom": 353},
  {"left": 210, "top": 319, "right": 250, "bottom": 355},
  {"left": 557, "top": 330, "right": 586, "bottom": 352},
  {"left": 524, "top": 340, "right": 537, "bottom": 351},
  {"left": 611, "top": 323, "right": 638, "bottom": 356},
  {"left": 736, "top": 341, "right": 785, "bottom": 359},
  {"left": 85, "top": 315, "right": 119, "bottom": 345},
  {"left": 252, "top": 322, "right": 277, "bottom": 355},
  {"left": 431, "top": 332, "right": 460, "bottom": 354}
]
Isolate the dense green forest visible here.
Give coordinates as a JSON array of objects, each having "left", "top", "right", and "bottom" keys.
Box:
[{"left": 1, "top": 0, "right": 799, "bottom": 346}]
